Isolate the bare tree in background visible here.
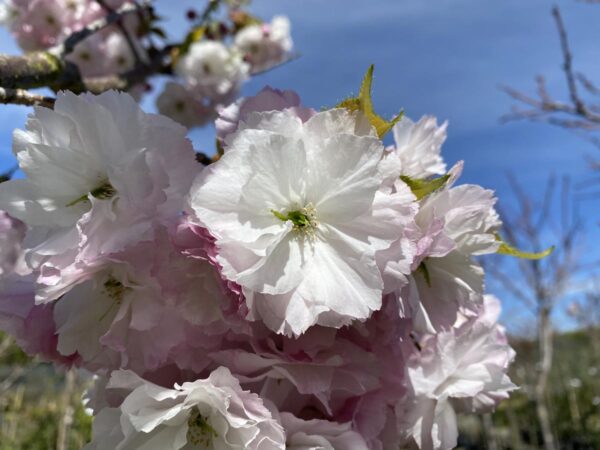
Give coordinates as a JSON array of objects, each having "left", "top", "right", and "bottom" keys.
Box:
[
  {"left": 486, "top": 175, "right": 585, "bottom": 450},
  {"left": 501, "top": 5, "right": 600, "bottom": 161},
  {"left": 567, "top": 282, "right": 600, "bottom": 361}
]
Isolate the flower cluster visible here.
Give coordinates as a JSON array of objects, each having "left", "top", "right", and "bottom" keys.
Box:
[
  {"left": 157, "top": 14, "right": 293, "bottom": 129},
  {"left": 0, "top": 68, "right": 517, "bottom": 449},
  {"left": 0, "top": 0, "right": 143, "bottom": 77}
]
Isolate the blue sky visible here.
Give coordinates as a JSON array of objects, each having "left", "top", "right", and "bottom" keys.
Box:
[{"left": 0, "top": 0, "right": 598, "bottom": 332}]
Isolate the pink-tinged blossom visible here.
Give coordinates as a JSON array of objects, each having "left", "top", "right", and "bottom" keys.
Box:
[
  {"left": 234, "top": 16, "right": 293, "bottom": 73},
  {"left": 53, "top": 226, "right": 230, "bottom": 374},
  {"left": 0, "top": 0, "right": 143, "bottom": 78},
  {"left": 334, "top": 295, "right": 412, "bottom": 449},
  {"left": 84, "top": 367, "right": 286, "bottom": 450},
  {"left": 396, "top": 163, "right": 502, "bottom": 333},
  {"left": 216, "top": 86, "right": 315, "bottom": 144},
  {"left": 0, "top": 273, "right": 76, "bottom": 365},
  {"left": 0, "top": 211, "right": 74, "bottom": 364},
  {"left": 280, "top": 412, "right": 369, "bottom": 450},
  {"left": 65, "top": 32, "right": 109, "bottom": 77},
  {"left": 0, "top": 67, "right": 520, "bottom": 448},
  {"left": 190, "top": 107, "right": 411, "bottom": 336},
  {"left": 0, "top": 211, "right": 25, "bottom": 275},
  {"left": 171, "top": 218, "right": 250, "bottom": 333},
  {"left": 398, "top": 296, "right": 517, "bottom": 450},
  {"left": 0, "top": 0, "right": 89, "bottom": 50},
  {"left": 156, "top": 82, "right": 214, "bottom": 129},
  {"left": 210, "top": 326, "right": 380, "bottom": 418},
  {"left": 0, "top": 91, "right": 197, "bottom": 302},
  {"left": 374, "top": 181, "right": 418, "bottom": 296},
  {"left": 67, "top": 29, "right": 143, "bottom": 78}
]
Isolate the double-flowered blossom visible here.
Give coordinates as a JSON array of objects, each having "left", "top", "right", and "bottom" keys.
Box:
[
  {"left": 0, "top": 67, "right": 522, "bottom": 449},
  {"left": 157, "top": 13, "right": 294, "bottom": 129},
  {"left": 0, "top": 0, "right": 143, "bottom": 78},
  {"left": 0, "top": 90, "right": 196, "bottom": 301},
  {"left": 280, "top": 412, "right": 369, "bottom": 450},
  {"left": 175, "top": 40, "right": 250, "bottom": 102},
  {"left": 156, "top": 82, "right": 215, "bottom": 129},
  {"left": 402, "top": 165, "right": 502, "bottom": 334},
  {"left": 388, "top": 115, "right": 447, "bottom": 179},
  {"left": 234, "top": 15, "right": 293, "bottom": 73},
  {"left": 398, "top": 296, "right": 517, "bottom": 450},
  {"left": 84, "top": 367, "right": 286, "bottom": 450},
  {"left": 191, "top": 105, "right": 413, "bottom": 336}
]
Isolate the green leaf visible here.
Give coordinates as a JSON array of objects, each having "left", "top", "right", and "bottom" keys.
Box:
[
  {"left": 150, "top": 26, "right": 168, "bottom": 39},
  {"left": 400, "top": 174, "right": 451, "bottom": 200},
  {"left": 177, "top": 25, "right": 206, "bottom": 58},
  {"left": 495, "top": 234, "right": 555, "bottom": 260},
  {"left": 336, "top": 65, "right": 403, "bottom": 138}
]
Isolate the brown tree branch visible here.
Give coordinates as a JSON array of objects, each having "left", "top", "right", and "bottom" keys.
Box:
[
  {"left": 0, "top": 87, "right": 56, "bottom": 108},
  {"left": 0, "top": 52, "right": 76, "bottom": 90},
  {"left": 0, "top": 1, "right": 151, "bottom": 92}
]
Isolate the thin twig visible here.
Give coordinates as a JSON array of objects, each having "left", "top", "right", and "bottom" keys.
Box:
[
  {"left": 200, "top": 0, "right": 222, "bottom": 23},
  {"left": 54, "top": 1, "right": 149, "bottom": 57},
  {"left": 552, "top": 7, "right": 586, "bottom": 116},
  {"left": 577, "top": 73, "right": 600, "bottom": 97},
  {"left": 500, "top": 5, "right": 600, "bottom": 152},
  {"left": 94, "top": 0, "right": 148, "bottom": 65}
]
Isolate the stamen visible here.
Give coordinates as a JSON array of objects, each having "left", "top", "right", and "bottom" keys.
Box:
[
  {"left": 66, "top": 180, "right": 116, "bottom": 207},
  {"left": 103, "top": 277, "right": 127, "bottom": 302},
  {"left": 187, "top": 407, "right": 218, "bottom": 447},
  {"left": 90, "top": 181, "right": 117, "bottom": 200},
  {"left": 98, "top": 276, "right": 129, "bottom": 322},
  {"left": 272, "top": 203, "right": 318, "bottom": 236}
]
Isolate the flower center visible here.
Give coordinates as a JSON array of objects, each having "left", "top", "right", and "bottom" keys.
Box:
[
  {"left": 187, "top": 407, "right": 218, "bottom": 447},
  {"left": 98, "top": 276, "right": 129, "bottom": 322},
  {"left": 272, "top": 203, "right": 318, "bottom": 235},
  {"left": 102, "top": 277, "right": 127, "bottom": 302},
  {"left": 66, "top": 180, "right": 116, "bottom": 207},
  {"left": 174, "top": 100, "right": 186, "bottom": 112},
  {"left": 202, "top": 62, "right": 213, "bottom": 76}
]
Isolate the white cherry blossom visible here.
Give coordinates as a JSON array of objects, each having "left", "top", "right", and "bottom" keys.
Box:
[
  {"left": 398, "top": 296, "right": 517, "bottom": 450},
  {"left": 389, "top": 115, "right": 447, "bottom": 179},
  {"left": 176, "top": 40, "right": 249, "bottom": 100},
  {"left": 84, "top": 367, "right": 285, "bottom": 450},
  {"left": 234, "top": 16, "right": 293, "bottom": 73},
  {"left": 190, "top": 108, "right": 411, "bottom": 335},
  {"left": 0, "top": 91, "right": 197, "bottom": 301}
]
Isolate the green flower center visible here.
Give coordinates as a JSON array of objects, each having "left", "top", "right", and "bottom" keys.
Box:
[
  {"left": 187, "top": 407, "right": 218, "bottom": 447},
  {"left": 102, "top": 277, "right": 127, "bottom": 302},
  {"left": 66, "top": 180, "right": 116, "bottom": 207},
  {"left": 272, "top": 203, "right": 318, "bottom": 235},
  {"left": 98, "top": 276, "right": 129, "bottom": 322}
]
